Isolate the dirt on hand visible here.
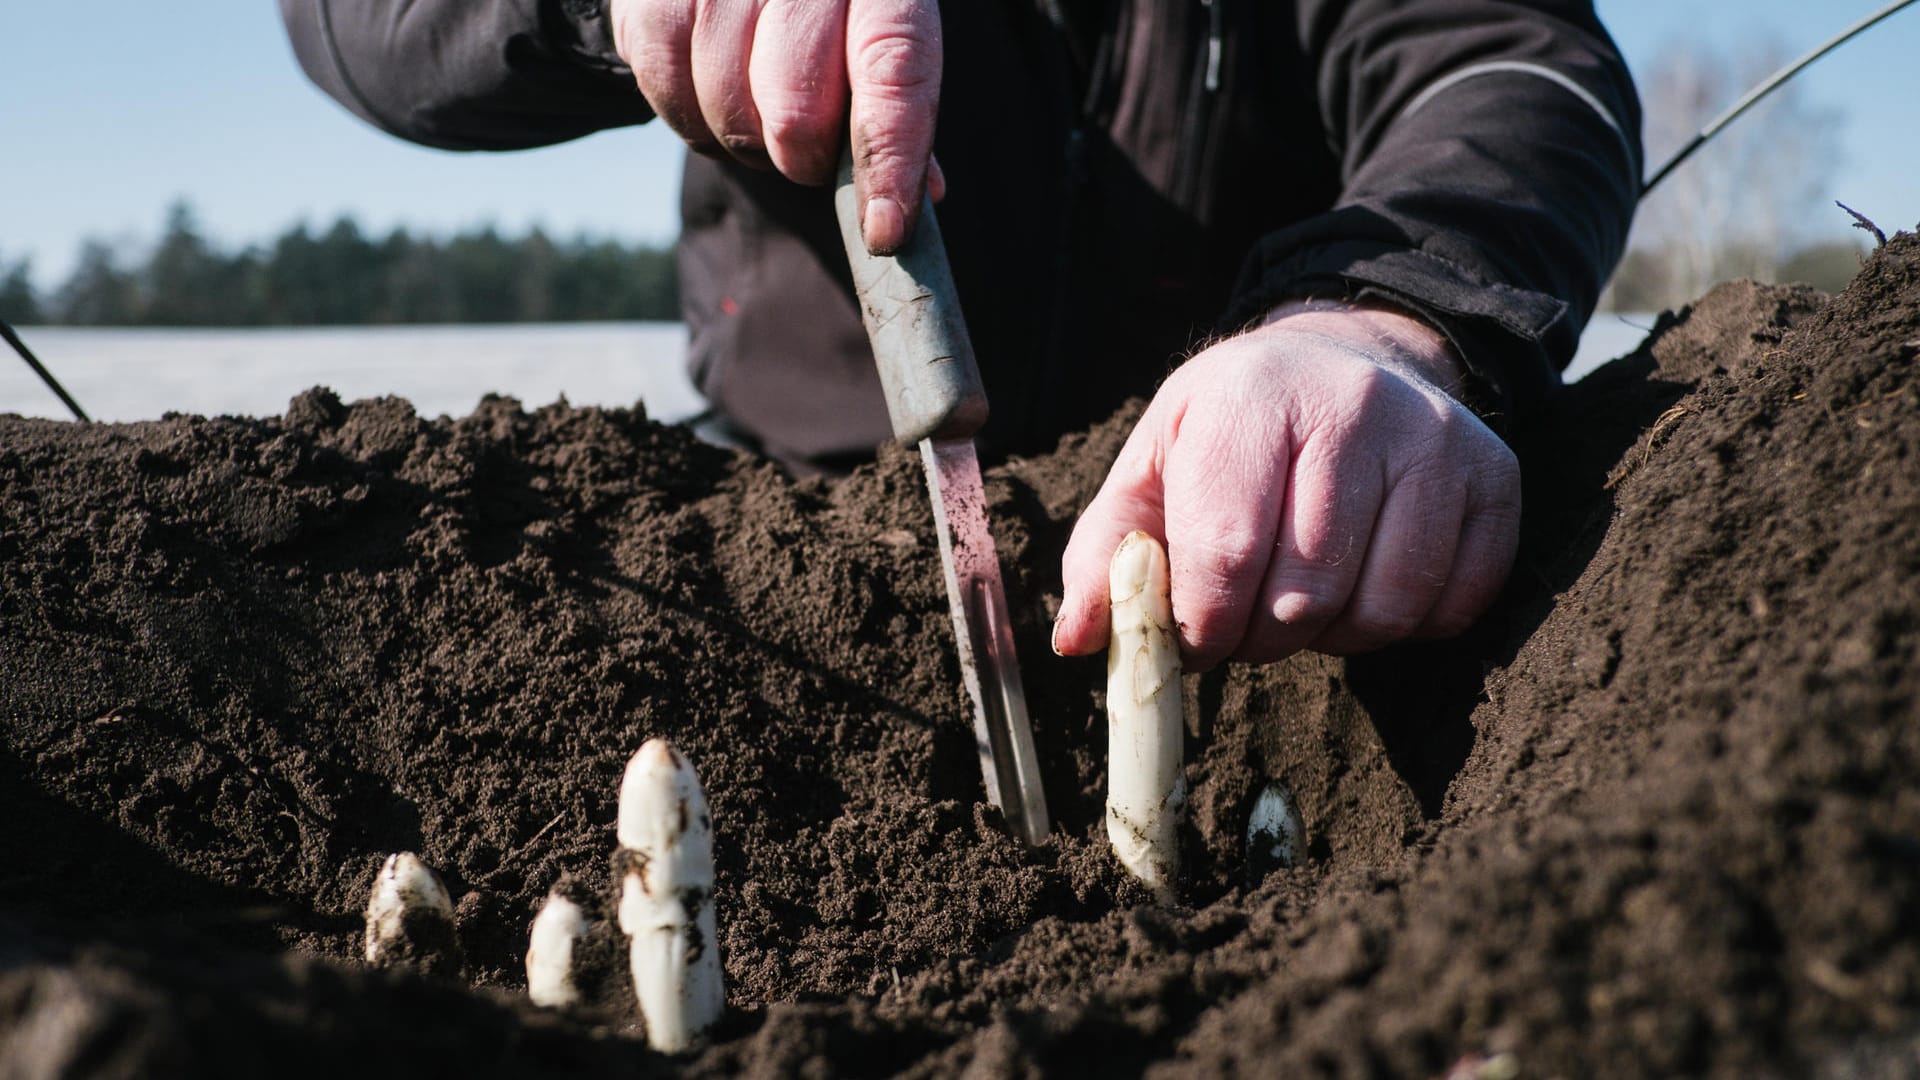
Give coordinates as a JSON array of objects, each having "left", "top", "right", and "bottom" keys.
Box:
[{"left": 2, "top": 235, "right": 1917, "bottom": 1078}]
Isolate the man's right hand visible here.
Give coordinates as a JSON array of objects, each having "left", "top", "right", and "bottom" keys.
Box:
[
  {"left": 609, "top": 0, "right": 943, "bottom": 255},
  {"left": 1053, "top": 303, "right": 1522, "bottom": 670}
]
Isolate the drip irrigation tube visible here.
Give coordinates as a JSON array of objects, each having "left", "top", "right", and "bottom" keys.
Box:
[
  {"left": 1642, "top": 0, "right": 1920, "bottom": 196},
  {"left": 1, "top": 317, "right": 89, "bottom": 422}
]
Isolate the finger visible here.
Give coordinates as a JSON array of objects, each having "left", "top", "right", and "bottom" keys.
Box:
[
  {"left": 1230, "top": 430, "right": 1384, "bottom": 664},
  {"left": 1160, "top": 384, "right": 1292, "bottom": 671},
  {"left": 1309, "top": 467, "right": 1465, "bottom": 655},
  {"left": 620, "top": 0, "right": 718, "bottom": 152},
  {"left": 1415, "top": 455, "right": 1520, "bottom": 639},
  {"left": 1055, "top": 409, "right": 1172, "bottom": 658},
  {"left": 846, "top": 0, "right": 941, "bottom": 254},
  {"left": 748, "top": 0, "right": 848, "bottom": 184},
  {"left": 689, "top": 0, "right": 772, "bottom": 167}
]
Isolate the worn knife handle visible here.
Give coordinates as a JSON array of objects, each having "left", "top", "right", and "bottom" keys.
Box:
[{"left": 834, "top": 153, "right": 989, "bottom": 445}]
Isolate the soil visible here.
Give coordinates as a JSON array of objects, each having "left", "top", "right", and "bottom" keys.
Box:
[{"left": 2, "top": 234, "right": 1917, "bottom": 1078}]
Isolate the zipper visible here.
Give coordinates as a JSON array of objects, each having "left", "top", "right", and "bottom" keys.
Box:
[
  {"left": 1020, "top": 0, "right": 1113, "bottom": 449},
  {"left": 1201, "top": 0, "right": 1223, "bottom": 92},
  {"left": 1176, "top": 0, "right": 1224, "bottom": 209}
]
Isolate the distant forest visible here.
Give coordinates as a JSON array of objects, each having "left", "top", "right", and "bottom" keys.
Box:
[
  {"left": 0, "top": 201, "right": 679, "bottom": 327},
  {"left": 0, "top": 196, "right": 1871, "bottom": 329},
  {"left": 1601, "top": 238, "right": 1866, "bottom": 313}
]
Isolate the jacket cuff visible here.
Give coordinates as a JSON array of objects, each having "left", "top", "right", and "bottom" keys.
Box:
[
  {"left": 1226, "top": 216, "right": 1572, "bottom": 425},
  {"left": 554, "top": 0, "right": 630, "bottom": 76}
]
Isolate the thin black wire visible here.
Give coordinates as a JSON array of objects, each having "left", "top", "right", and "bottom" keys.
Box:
[
  {"left": 0, "top": 316, "right": 90, "bottom": 422},
  {"left": 1643, "top": 0, "right": 1920, "bottom": 196}
]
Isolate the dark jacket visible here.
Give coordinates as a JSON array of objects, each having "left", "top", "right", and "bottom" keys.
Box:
[{"left": 282, "top": 0, "right": 1641, "bottom": 468}]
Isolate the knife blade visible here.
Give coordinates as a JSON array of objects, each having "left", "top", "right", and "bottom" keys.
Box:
[
  {"left": 833, "top": 155, "right": 1052, "bottom": 844},
  {"left": 918, "top": 436, "right": 1049, "bottom": 845}
]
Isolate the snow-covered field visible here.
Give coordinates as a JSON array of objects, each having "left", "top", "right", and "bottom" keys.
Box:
[
  {"left": 0, "top": 323, "right": 702, "bottom": 424},
  {"left": 1, "top": 315, "right": 1658, "bottom": 425},
  {"left": 1568, "top": 311, "right": 1661, "bottom": 381}
]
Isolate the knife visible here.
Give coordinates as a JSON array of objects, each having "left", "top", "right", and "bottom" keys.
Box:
[{"left": 833, "top": 156, "right": 1052, "bottom": 845}]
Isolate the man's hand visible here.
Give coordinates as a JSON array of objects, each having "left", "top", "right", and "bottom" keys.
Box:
[
  {"left": 608, "top": 0, "right": 943, "bottom": 254},
  {"left": 1053, "top": 303, "right": 1522, "bottom": 668}
]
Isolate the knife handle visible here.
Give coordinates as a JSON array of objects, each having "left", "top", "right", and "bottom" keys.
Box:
[{"left": 834, "top": 154, "right": 989, "bottom": 445}]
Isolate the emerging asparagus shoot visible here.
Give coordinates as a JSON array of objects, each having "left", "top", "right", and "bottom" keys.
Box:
[
  {"left": 363, "top": 852, "right": 463, "bottom": 977},
  {"left": 617, "top": 738, "right": 723, "bottom": 1053},
  {"left": 1106, "top": 531, "right": 1185, "bottom": 902},
  {"left": 1247, "top": 781, "right": 1306, "bottom": 879},
  {"left": 526, "top": 885, "right": 590, "bottom": 1008}
]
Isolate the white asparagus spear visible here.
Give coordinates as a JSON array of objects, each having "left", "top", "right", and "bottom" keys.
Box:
[
  {"left": 526, "top": 885, "right": 590, "bottom": 1008},
  {"left": 363, "top": 852, "right": 463, "bottom": 977},
  {"left": 1247, "top": 781, "right": 1307, "bottom": 877},
  {"left": 1106, "top": 530, "right": 1185, "bottom": 902},
  {"left": 617, "top": 738, "right": 723, "bottom": 1053}
]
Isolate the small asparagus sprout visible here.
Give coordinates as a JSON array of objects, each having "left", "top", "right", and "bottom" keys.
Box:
[
  {"left": 617, "top": 739, "right": 723, "bottom": 1053},
  {"left": 526, "top": 885, "right": 590, "bottom": 1008},
  {"left": 1246, "top": 781, "right": 1307, "bottom": 879},
  {"left": 363, "top": 852, "right": 463, "bottom": 977},
  {"left": 1106, "top": 531, "right": 1185, "bottom": 902}
]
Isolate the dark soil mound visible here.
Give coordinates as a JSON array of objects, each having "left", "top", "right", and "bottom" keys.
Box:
[{"left": 2, "top": 235, "right": 1916, "bottom": 1078}]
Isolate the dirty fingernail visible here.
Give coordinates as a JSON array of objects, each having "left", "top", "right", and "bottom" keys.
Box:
[{"left": 863, "top": 196, "right": 905, "bottom": 254}]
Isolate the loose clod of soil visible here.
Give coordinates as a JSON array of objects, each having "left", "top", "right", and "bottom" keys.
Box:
[{"left": 3, "top": 236, "right": 1918, "bottom": 1077}]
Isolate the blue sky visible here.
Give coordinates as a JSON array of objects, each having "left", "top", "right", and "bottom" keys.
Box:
[{"left": 3, "top": 0, "right": 1915, "bottom": 288}]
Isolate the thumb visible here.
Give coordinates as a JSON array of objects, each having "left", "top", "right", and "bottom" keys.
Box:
[
  {"left": 1055, "top": 430, "right": 1168, "bottom": 658},
  {"left": 846, "top": 0, "right": 942, "bottom": 254}
]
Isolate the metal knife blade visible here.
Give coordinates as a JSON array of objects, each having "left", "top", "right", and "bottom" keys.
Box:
[
  {"left": 831, "top": 147, "right": 1051, "bottom": 843},
  {"left": 919, "top": 437, "right": 1050, "bottom": 845}
]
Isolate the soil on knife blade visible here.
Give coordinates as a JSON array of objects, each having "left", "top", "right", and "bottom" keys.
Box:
[{"left": 2, "top": 234, "right": 1919, "bottom": 1078}]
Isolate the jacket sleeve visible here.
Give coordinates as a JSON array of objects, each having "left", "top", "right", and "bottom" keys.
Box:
[
  {"left": 1230, "top": 0, "right": 1642, "bottom": 419},
  {"left": 280, "top": 0, "right": 653, "bottom": 151}
]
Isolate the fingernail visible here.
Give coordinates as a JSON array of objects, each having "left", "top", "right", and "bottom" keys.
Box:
[
  {"left": 1050, "top": 613, "right": 1065, "bottom": 656},
  {"left": 863, "top": 196, "right": 905, "bottom": 255}
]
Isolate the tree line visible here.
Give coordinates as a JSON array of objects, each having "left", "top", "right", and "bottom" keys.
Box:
[
  {"left": 0, "top": 201, "right": 679, "bottom": 327},
  {"left": 1601, "top": 238, "right": 1866, "bottom": 313},
  {"left": 0, "top": 163, "right": 1874, "bottom": 329},
  {"left": 1601, "top": 37, "right": 1874, "bottom": 312}
]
